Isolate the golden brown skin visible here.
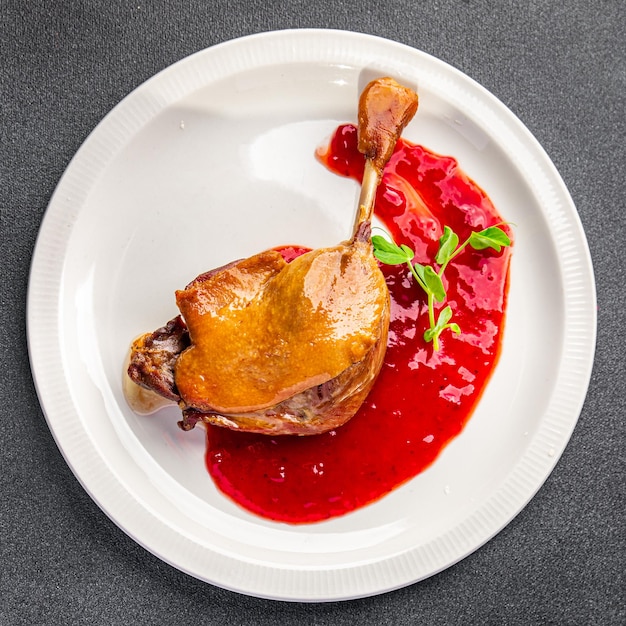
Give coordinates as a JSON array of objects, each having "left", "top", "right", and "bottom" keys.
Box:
[
  {"left": 175, "top": 239, "right": 387, "bottom": 414},
  {"left": 172, "top": 220, "right": 389, "bottom": 434},
  {"left": 181, "top": 314, "right": 389, "bottom": 435}
]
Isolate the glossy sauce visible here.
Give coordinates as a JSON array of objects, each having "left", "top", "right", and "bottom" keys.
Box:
[{"left": 204, "top": 124, "right": 512, "bottom": 524}]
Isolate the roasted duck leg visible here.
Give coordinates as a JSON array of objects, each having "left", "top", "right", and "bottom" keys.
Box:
[{"left": 126, "top": 77, "right": 419, "bottom": 435}]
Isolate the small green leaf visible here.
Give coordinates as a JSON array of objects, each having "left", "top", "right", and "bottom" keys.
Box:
[
  {"left": 374, "top": 249, "right": 408, "bottom": 265},
  {"left": 371, "top": 234, "right": 398, "bottom": 252},
  {"left": 436, "top": 304, "right": 453, "bottom": 326},
  {"left": 423, "top": 327, "right": 437, "bottom": 343},
  {"left": 410, "top": 261, "right": 425, "bottom": 283},
  {"left": 399, "top": 244, "right": 415, "bottom": 261},
  {"left": 436, "top": 226, "right": 460, "bottom": 265},
  {"left": 469, "top": 226, "right": 511, "bottom": 252},
  {"left": 372, "top": 235, "right": 414, "bottom": 265},
  {"left": 423, "top": 305, "right": 460, "bottom": 347},
  {"left": 423, "top": 266, "right": 446, "bottom": 302}
]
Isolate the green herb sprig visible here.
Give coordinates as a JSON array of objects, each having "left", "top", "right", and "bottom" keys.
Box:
[{"left": 372, "top": 225, "right": 511, "bottom": 351}]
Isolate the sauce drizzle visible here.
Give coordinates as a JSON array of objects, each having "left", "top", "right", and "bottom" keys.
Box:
[{"left": 204, "top": 124, "right": 512, "bottom": 524}]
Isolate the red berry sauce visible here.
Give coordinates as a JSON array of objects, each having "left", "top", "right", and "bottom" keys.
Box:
[{"left": 204, "top": 124, "right": 513, "bottom": 524}]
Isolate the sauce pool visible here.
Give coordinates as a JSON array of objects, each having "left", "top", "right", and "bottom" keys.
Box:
[{"left": 204, "top": 124, "right": 513, "bottom": 524}]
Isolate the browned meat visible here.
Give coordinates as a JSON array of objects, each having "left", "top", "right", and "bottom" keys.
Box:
[
  {"left": 126, "top": 77, "right": 419, "bottom": 435},
  {"left": 172, "top": 218, "right": 389, "bottom": 434},
  {"left": 127, "top": 315, "right": 189, "bottom": 402}
]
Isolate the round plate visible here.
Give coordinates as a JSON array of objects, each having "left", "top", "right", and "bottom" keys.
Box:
[{"left": 27, "top": 29, "right": 596, "bottom": 601}]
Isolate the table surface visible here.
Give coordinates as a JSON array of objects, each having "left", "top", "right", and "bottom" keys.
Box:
[{"left": 2, "top": 1, "right": 624, "bottom": 624}]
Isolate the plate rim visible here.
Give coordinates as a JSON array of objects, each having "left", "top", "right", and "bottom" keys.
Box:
[{"left": 27, "top": 28, "right": 597, "bottom": 602}]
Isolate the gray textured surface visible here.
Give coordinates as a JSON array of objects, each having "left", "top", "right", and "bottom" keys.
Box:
[{"left": 1, "top": 1, "right": 625, "bottom": 624}]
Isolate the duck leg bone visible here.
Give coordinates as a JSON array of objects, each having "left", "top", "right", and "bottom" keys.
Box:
[{"left": 353, "top": 77, "right": 419, "bottom": 236}]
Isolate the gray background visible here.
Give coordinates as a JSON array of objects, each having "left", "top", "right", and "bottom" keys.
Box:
[{"left": 2, "top": 1, "right": 624, "bottom": 624}]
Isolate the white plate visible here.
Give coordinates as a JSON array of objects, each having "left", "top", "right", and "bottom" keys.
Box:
[{"left": 27, "top": 29, "right": 596, "bottom": 601}]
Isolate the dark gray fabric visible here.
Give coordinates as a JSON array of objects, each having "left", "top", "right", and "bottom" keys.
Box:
[{"left": 2, "top": 1, "right": 624, "bottom": 624}]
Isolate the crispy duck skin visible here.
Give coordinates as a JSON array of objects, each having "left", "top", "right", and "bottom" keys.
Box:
[
  {"left": 174, "top": 219, "right": 389, "bottom": 435},
  {"left": 126, "top": 77, "right": 418, "bottom": 435}
]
